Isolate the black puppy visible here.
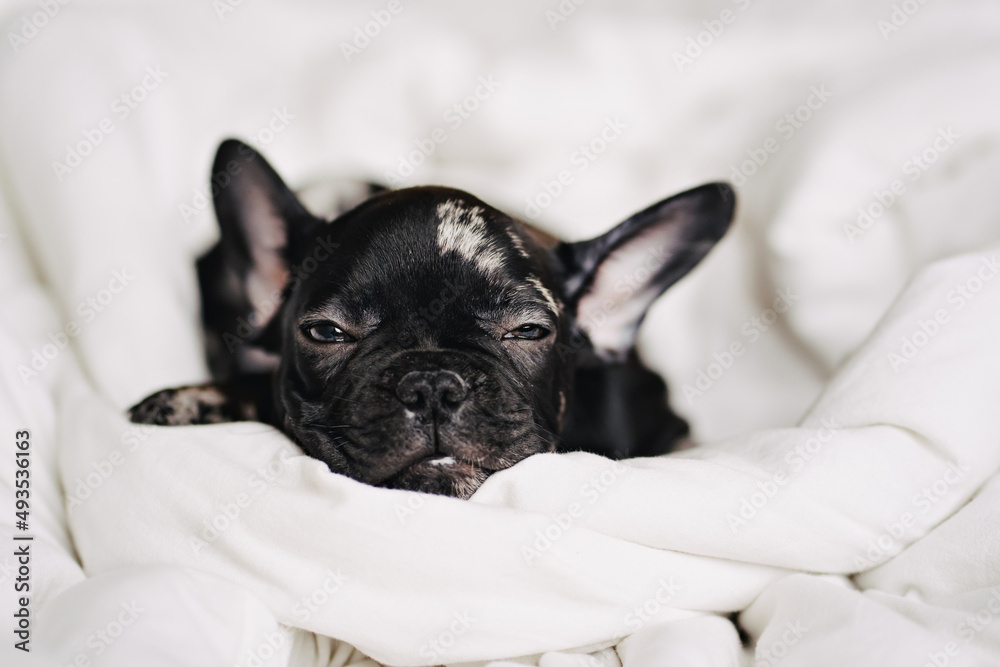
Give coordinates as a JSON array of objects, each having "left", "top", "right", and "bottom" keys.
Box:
[{"left": 130, "top": 140, "right": 734, "bottom": 498}]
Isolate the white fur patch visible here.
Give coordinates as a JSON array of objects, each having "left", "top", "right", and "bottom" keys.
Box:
[
  {"left": 507, "top": 229, "right": 531, "bottom": 259},
  {"left": 437, "top": 200, "right": 487, "bottom": 259},
  {"left": 436, "top": 200, "right": 507, "bottom": 278},
  {"left": 429, "top": 456, "right": 456, "bottom": 466},
  {"left": 526, "top": 276, "right": 560, "bottom": 315}
]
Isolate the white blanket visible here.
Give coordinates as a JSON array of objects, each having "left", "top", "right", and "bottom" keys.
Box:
[{"left": 1, "top": 1, "right": 1000, "bottom": 666}]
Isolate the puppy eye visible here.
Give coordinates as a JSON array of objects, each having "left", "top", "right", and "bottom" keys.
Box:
[
  {"left": 503, "top": 324, "right": 550, "bottom": 341},
  {"left": 304, "top": 321, "right": 355, "bottom": 343}
]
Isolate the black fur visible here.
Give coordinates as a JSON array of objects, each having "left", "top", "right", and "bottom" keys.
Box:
[{"left": 129, "top": 139, "right": 734, "bottom": 498}]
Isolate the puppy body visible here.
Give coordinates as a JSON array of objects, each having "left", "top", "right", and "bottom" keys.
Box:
[{"left": 131, "top": 140, "right": 734, "bottom": 498}]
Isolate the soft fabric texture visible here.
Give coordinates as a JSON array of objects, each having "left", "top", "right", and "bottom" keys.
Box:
[{"left": 0, "top": 1, "right": 998, "bottom": 666}]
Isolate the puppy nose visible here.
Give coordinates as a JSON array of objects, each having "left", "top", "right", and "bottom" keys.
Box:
[{"left": 395, "top": 370, "right": 468, "bottom": 415}]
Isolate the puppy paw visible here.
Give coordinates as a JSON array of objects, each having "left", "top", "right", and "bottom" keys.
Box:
[{"left": 128, "top": 384, "right": 246, "bottom": 425}]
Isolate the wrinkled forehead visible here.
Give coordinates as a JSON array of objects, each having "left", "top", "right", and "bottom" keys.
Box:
[{"left": 298, "top": 190, "right": 560, "bottom": 322}]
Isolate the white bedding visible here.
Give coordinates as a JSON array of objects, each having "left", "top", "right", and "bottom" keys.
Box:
[{"left": 1, "top": 1, "right": 999, "bottom": 665}]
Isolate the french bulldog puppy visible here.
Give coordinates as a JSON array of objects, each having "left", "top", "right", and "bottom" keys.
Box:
[{"left": 129, "top": 140, "right": 734, "bottom": 498}]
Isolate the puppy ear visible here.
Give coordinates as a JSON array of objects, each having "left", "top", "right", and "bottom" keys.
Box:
[
  {"left": 556, "top": 183, "right": 734, "bottom": 359},
  {"left": 210, "top": 139, "right": 320, "bottom": 325}
]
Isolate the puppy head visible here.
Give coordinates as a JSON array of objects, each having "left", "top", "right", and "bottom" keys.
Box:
[{"left": 208, "top": 139, "right": 733, "bottom": 497}]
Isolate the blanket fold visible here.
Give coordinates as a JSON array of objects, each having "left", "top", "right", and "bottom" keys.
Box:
[{"left": 0, "top": 1, "right": 998, "bottom": 665}]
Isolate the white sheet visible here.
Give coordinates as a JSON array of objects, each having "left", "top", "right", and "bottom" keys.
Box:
[{"left": 1, "top": 1, "right": 999, "bottom": 666}]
